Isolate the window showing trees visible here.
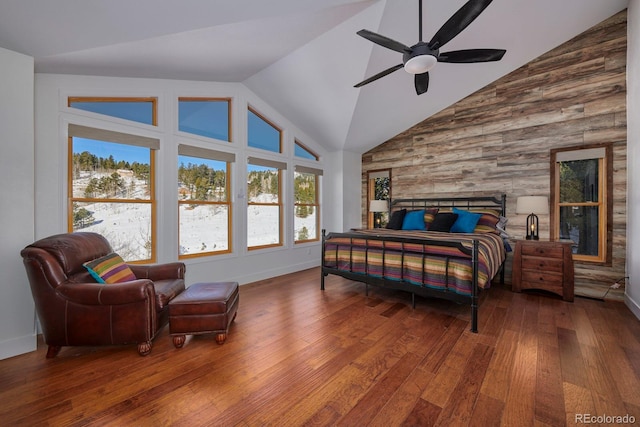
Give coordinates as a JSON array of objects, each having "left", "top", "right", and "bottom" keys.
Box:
[
  {"left": 247, "top": 158, "right": 284, "bottom": 249},
  {"left": 178, "top": 98, "right": 231, "bottom": 141},
  {"left": 68, "top": 97, "right": 156, "bottom": 126},
  {"left": 247, "top": 107, "right": 281, "bottom": 153},
  {"left": 68, "top": 124, "right": 157, "bottom": 262},
  {"left": 294, "top": 140, "right": 319, "bottom": 161},
  {"left": 294, "top": 166, "right": 321, "bottom": 243},
  {"left": 367, "top": 169, "right": 391, "bottom": 228},
  {"left": 551, "top": 145, "right": 612, "bottom": 263},
  {"left": 178, "top": 145, "right": 233, "bottom": 258}
]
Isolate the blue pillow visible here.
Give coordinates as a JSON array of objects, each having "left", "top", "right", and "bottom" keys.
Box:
[
  {"left": 450, "top": 208, "right": 482, "bottom": 233},
  {"left": 401, "top": 210, "right": 426, "bottom": 230}
]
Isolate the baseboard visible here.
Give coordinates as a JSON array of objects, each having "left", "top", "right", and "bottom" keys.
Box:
[
  {"left": 0, "top": 333, "right": 37, "bottom": 360},
  {"left": 625, "top": 292, "right": 640, "bottom": 321},
  {"left": 234, "top": 260, "right": 320, "bottom": 286}
]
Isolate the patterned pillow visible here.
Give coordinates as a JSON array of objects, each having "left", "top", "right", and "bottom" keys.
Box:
[
  {"left": 83, "top": 253, "right": 137, "bottom": 284},
  {"left": 470, "top": 209, "right": 501, "bottom": 234},
  {"left": 423, "top": 208, "right": 439, "bottom": 230}
]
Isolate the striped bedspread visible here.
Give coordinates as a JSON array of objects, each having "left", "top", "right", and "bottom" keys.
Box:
[{"left": 322, "top": 229, "right": 505, "bottom": 296}]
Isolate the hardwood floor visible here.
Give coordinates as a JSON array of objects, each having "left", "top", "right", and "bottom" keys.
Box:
[{"left": 1, "top": 267, "right": 639, "bottom": 426}]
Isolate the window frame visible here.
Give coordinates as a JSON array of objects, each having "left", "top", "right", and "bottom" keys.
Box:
[
  {"left": 247, "top": 106, "right": 283, "bottom": 154},
  {"left": 294, "top": 165, "right": 321, "bottom": 243},
  {"left": 550, "top": 143, "right": 613, "bottom": 265},
  {"left": 294, "top": 139, "right": 319, "bottom": 161},
  {"left": 68, "top": 96, "right": 158, "bottom": 126},
  {"left": 67, "top": 127, "right": 157, "bottom": 263},
  {"left": 367, "top": 169, "right": 392, "bottom": 229},
  {"left": 247, "top": 157, "right": 285, "bottom": 250},
  {"left": 177, "top": 145, "right": 234, "bottom": 259},
  {"left": 178, "top": 97, "right": 232, "bottom": 142}
]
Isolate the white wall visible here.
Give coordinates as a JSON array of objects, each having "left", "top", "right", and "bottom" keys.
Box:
[
  {"left": 626, "top": 0, "right": 640, "bottom": 319},
  {"left": 34, "top": 74, "right": 339, "bottom": 287},
  {"left": 342, "top": 150, "right": 363, "bottom": 230},
  {"left": 322, "top": 150, "right": 363, "bottom": 232},
  {"left": 0, "top": 47, "right": 36, "bottom": 360}
]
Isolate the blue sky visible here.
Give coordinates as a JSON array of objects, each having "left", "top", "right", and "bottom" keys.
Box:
[
  {"left": 73, "top": 137, "right": 149, "bottom": 164},
  {"left": 71, "top": 100, "right": 317, "bottom": 168}
]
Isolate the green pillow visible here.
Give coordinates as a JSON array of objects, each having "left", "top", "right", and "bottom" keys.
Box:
[{"left": 83, "top": 253, "right": 136, "bottom": 284}]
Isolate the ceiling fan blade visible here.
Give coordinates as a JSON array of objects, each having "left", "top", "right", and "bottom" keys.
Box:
[
  {"left": 428, "top": 0, "right": 493, "bottom": 50},
  {"left": 357, "top": 29, "right": 410, "bottom": 54},
  {"left": 354, "top": 64, "right": 404, "bottom": 88},
  {"left": 414, "top": 72, "right": 429, "bottom": 95},
  {"left": 438, "top": 49, "right": 506, "bottom": 63}
]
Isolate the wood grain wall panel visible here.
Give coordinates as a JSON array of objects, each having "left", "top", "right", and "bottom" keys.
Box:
[{"left": 361, "top": 11, "right": 627, "bottom": 299}]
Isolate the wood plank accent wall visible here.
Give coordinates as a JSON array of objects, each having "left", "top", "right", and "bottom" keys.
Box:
[{"left": 362, "top": 11, "right": 627, "bottom": 300}]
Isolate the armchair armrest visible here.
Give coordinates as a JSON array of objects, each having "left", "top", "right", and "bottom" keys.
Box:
[
  {"left": 57, "top": 279, "right": 155, "bottom": 306},
  {"left": 129, "top": 262, "right": 185, "bottom": 281}
]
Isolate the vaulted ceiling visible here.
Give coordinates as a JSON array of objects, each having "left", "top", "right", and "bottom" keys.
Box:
[{"left": 0, "top": 0, "right": 629, "bottom": 153}]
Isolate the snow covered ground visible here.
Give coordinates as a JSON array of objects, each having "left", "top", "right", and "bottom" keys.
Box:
[{"left": 74, "top": 172, "right": 317, "bottom": 260}]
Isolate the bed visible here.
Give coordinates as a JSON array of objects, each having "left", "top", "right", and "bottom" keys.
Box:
[{"left": 321, "top": 195, "right": 507, "bottom": 332}]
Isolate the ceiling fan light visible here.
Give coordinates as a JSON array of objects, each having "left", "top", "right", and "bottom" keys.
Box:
[{"left": 404, "top": 54, "right": 437, "bottom": 74}]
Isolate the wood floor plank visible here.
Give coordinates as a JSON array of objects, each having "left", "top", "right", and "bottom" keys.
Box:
[
  {"left": 434, "top": 342, "right": 494, "bottom": 426},
  {"left": 0, "top": 267, "right": 638, "bottom": 426},
  {"left": 469, "top": 393, "right": 505, "bottom": 427},
  {"left": 337, "top": 351, "right": 424, "bottom": 426},
  {"left": 535, "top": 343, "right": 566, "bottom": 426},
  {"left": 421, "top": 330, "right": 479, "bottom": 408},
  {"left": 557, "top": 327, "right": 590, "bottom": 388},
  {"left": 480, "top": 328, "right": 519, "bottom": 402},
  {"left": 563, "top": 382, "right": 598, "bottom": 425},
  {"left": 501, "top": 331, "right": 538, "bottom": 426}
]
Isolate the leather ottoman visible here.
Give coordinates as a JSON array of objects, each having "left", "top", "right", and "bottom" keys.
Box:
[{"left": 169, "top": 281, "right": 239, "bottom": 348}]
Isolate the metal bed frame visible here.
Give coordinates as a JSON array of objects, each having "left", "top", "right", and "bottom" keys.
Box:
[{"left": 321, "top": 194, "right": 506, "bottom": 332}]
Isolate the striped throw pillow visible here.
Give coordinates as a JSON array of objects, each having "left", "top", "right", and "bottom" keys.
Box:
[{"left": 83, "top": 253, "right": 136, "bottom": 284}]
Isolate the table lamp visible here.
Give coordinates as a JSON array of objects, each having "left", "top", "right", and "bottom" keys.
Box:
[{"left": 515, "top": 196, "right": 549, "bottom": 240}]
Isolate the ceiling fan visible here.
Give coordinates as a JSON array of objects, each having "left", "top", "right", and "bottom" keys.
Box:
[{"left": 354, "top": 0, "right": 506, "bottom": 95}]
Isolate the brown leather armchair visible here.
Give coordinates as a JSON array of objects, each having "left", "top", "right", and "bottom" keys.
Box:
[{"left": 20, "top": 232, "right": 185, "bottom": 358}]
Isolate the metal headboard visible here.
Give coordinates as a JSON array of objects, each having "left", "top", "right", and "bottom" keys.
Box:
[{"left": 390, "top": 194, "right": 506, "bottom": 216}]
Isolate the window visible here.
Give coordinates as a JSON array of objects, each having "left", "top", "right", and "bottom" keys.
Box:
[
  {"left": 294, "top": 140, "right": 319, "bottom": 160},
  {"left": 178, "top": 145, "right": 234, "bottom": 258},
  {"left": 367, "top": 169, "right": 391, "bottom": 228},
  {"left": 178, "top": 98, "right": 231, "bottom": 141},
  {"left": 247, "top": 107, "right": 281, "bottom": 153},
  {"left": 68, "top": 124, "right": 158, "bottom": 262},
  {"left": 551, "top": 144, "right": 612, "bottom": 263},
  {"left": 247, "top": 157, "right": 285, "bottom": 249},
  {"left": 294, "top": 165, "right": 321, "bottom": 243},
  {"left": 68, "top": 97, "right": 157, "bottom": 126}
]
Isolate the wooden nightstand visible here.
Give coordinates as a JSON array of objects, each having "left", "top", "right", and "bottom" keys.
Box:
[{"left": 512, "top": 239, "right": 574, "bottom": 301}]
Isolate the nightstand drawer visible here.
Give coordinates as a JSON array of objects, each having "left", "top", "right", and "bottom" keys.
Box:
[
  {"left": 521, "top": 244, "right": 563, "bottom": 258},
  {"left": 521, "top": 270, "right": 563, "bottom": 286},
  {"left": 521, "top": 256, "right": 563, "bottom": 273},
  {"left": 521, "top": 279, "right": 563, "bottom": 295}
]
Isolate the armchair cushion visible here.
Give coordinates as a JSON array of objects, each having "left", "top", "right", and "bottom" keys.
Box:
[
  {"left": 57, "top": 280, "right": 154, "bottom": 306},
  {"left": 83, "top": 252, "right": 137, "bottom": 284}
]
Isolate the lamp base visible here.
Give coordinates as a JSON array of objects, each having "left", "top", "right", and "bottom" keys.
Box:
[{"left": 526, "top": 213, "right": 540, "bottom": 241}]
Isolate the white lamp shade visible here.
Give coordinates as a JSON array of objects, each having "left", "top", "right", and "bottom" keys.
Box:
[
  {"left": 516, "top": 196, "right": 549, "bottom": 215},
  {"left": 404, "top": 54, "right": 437, "bottom": 74},
  {"left": 369, "top": 200, "right": 388, "bottom": 212}
]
